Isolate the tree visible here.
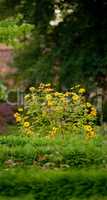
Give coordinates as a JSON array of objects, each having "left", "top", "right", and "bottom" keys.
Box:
[{"left": 1, "top": 0, "right": 107, "bottom": 89}]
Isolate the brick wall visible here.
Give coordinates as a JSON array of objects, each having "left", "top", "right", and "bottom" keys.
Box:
[
  {"left": 0, "top": 44, "right": 17, "bottom": 80},
  {"left": 0, "top": 44, "right": 13, "bottom": 65}
]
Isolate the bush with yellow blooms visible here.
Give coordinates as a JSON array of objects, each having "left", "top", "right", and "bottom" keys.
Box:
[{"left": 14, "top": 83, "right": 97, "bottom": 139}]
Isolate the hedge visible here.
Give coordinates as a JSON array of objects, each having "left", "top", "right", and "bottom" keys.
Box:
[
  {"left": 0, "top": 168, "right": 107, "bottom": 199},
  {"left": 0, "top": 196, "right": 107, "bottom": 200}
]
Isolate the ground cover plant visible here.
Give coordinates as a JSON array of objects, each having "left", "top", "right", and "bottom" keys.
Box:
[{"left": 0, "top": 134, "right": 106, "bottom": 169}]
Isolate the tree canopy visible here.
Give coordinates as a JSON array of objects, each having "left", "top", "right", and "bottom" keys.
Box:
[{"left": 0, "top": 0, "right": 107, "bottom": 88}]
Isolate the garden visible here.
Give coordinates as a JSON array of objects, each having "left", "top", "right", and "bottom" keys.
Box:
[
  {"left": 0, "top": 83, "right": 107, "bottom": 200},
  {"left": 0, "top": 0, "right": 107, "bottom": 200}
]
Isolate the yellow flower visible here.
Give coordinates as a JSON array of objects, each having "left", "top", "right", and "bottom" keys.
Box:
[
  {"left": 60, "top": 96, "right": 65, "bottom": 101},
  {"left": 16, "top": 116, "right": 21, "bottom": 123},
  {"left": 90, "top": 107, "right": 97, "bottom": 117},
  {"left": 24, "top": 94, "right": 30, "bottom": 100},
  {"left": 72, "top": 94, "right": 79, "bottom": 102},
  {"left": 52, "top": 127, "right": 58, "bottom": 131},
  {"left": 39, "top": 83, "right": 45, "bottom": 89},
  {"left": 54, "top": 92, "right": 60, "bottom": 97},
  {"left": 64, "top": 92, "right": 72, "bottom": 97},
  {"left": 14, "top": 112, "right": 22, "bottom": 123},
  {"left": 45, "top": 83, "right": 51, "bottom": 88},
  {"left": 84, "top": 124, "right": 96, "bottom": 139},
  {"left": 18, "top": 108, "right": 23, "bottom": 112},
  {"left": 47, "top": 99, "right": 53, "bottom": 106},
  {"left": 29, "top": 87, "right": 36, "bottom": 92},
  {"left": 46, "top": 94, "right": 52, "bottom": 100},
  {"left": 86, "top": 130, "right": 96, "bottom": 139},
  {"left": 84, "top": 125, "right": 93, "bottom": 132},
  {"left": 44, "top": 88, "right": 53, "bottom": 92},
  {"left": 54, "top": 92, "right": 63, "bottom": 97},
  {"left": 91, "top": 107, "right": 96, "bottom": 112},
  {"left": 79, "top": 88, "right": 86, "bottom": 94},
  {"left": 90, "top": 111, "right": 96, "bottom": 117},
  {"left": 14, "top": 112, "right": 20, "bottom": 118},
  {"left": 24, "top": 122, "right": 30, "bottom": 128},
  {"left": 86, "top": 102, "right": 92, "bottom": 108}
]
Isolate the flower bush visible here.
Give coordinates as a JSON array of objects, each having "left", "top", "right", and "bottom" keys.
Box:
[{"left": 14, "top": 84, "right": 97, "bottom": 138}]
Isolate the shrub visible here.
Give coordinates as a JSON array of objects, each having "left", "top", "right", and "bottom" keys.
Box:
[
  {"left": 14, "top": 84, "right": 97, "bottom": 139},
  {"left": 0, "top": 168, "right": 107, "bottom": 199}
]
